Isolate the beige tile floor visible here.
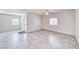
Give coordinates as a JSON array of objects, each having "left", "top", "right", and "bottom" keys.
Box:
[
  {"left": 27, "top": 30, "right": 79, "bottom": 49},
  {"left": 0, "top": 30, "right": 79, "bottom": 49}
]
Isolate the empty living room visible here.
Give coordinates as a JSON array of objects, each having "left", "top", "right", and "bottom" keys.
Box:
[{"left": 0, "top": 9, "right": 79, "bottom": 49}]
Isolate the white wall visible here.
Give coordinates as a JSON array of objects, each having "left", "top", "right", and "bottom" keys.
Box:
[
  {"left": 27, "top": 13, "right": 42, "bottom": 32},
  {"left": 0, "top": 13, "right": 22, "bottom": 32},
  {"left": 21, "top": 13, "right": 27, "bottom": 32},
  {"left": 75, "top": 10, "right": 79, "bottom": 43},
  {"left": 42, "top": 10, "right": 75, "bottom": 35}
]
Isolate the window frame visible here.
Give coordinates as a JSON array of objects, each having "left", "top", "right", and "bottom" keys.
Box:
[
  {"left": 11, "top": 19, "right": 19, "bottom": 25},
  {"left": 49, "top": 17, "right": 58, "bottom": 26}
]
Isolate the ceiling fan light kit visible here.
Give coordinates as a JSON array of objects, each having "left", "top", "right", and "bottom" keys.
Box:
[{"left": 41, "top": 9, "right": 50, "bottom": 15}]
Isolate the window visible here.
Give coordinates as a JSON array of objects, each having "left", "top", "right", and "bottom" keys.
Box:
[
  {"left": 49, "top": 17, "right": 58, "bottom": 25},
  {"left": 11, "top": 19, "right": 19, "bottom": 25}
]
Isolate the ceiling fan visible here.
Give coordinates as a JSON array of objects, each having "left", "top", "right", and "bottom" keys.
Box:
[{"left": 40, "top": 9, "right": 51, "bottom": 15}]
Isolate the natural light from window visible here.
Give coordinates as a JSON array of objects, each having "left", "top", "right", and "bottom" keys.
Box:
[
  {"left": 49, "top": 17, "right": 58, "bottom": 26},
  {"left": 12, "top": 19, "right": 19, "bottom": 25}
]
